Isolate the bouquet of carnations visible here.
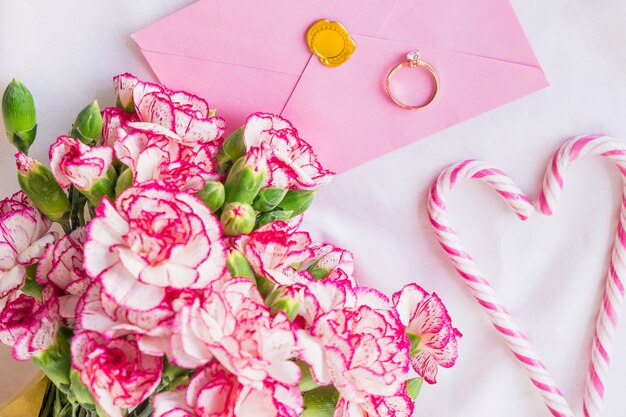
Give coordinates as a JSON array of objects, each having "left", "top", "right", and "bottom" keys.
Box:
[{"left": 0, "top": 74, "right": 461, "bottom": 417}]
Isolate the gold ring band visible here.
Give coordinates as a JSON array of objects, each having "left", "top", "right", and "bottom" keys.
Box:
[{"left": 385, "top": 51, "right": 440, "bottom": 110}]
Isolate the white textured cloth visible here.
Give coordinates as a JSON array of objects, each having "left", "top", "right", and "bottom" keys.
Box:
[{"left": 1, "top": 1, "right": 626, "bottom": 416}]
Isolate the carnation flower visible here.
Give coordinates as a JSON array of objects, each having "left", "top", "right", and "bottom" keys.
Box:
[
  {"left": 334, "top": 390, "right": 414, "bottom": 417},
  {"left": 76, "top": 282, "right": 178, "bottom": 357},
  {"left": 300, "top": 243, "right": 356, "bottom": 285},
  {"left": 37, "top": 227, "right": 89, "bottom": 318},
  {"left": 114, "top": 73, "right": 225, "bottom": 144},
  {"left": 0, "top": 191, "right": 54, "bottom": 303},
  {"left": 153, "top": 362, "right": 303, "bottom": 417},
  {"left": 114, "top": 125, "right": 218, "bottom": 192},
  {"left": 49, "top": 135, "right": 114, "bottom": 190},
  {"left": 173, "top": 279, "right": 300, "bottom": 391},
  {"left": 296, "top": 283, "right": 409, "bottom": 404},
  {"left": 102, "top": 107, "right": 137, "bottom": 147},
  {"left": 242, "top": 113, "right": 334, "bottom": 189},
  {"left": 392, "top": 284, "right": 461, "bottom": 384},
  {"left": 83, "top": 184, "right": 226, "bottom": 311},
  {"left": 71, "top": 331, "right": 162, "bottom": 417},
  {"left": 307, "top": 305, "right": 409, "bottom": 402},
  {"left": 0, "top": 287, "right": 60, "bottom": 360},
  {"left": 235, "top": 221, "right": 313, "bottom": 285}
]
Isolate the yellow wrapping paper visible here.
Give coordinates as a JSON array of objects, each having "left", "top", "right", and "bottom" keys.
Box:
[{"left": 0, "top": 374, "right": 47, "bottom": 417}]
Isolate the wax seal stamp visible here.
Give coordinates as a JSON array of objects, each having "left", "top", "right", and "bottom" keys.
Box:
[{"left": 306, "top": 19, "right": 356, "bottom": 67}]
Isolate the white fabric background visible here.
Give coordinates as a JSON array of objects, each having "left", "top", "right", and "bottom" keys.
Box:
[{"left": 1, "top": 1, "right": 626, "bottom": 416}]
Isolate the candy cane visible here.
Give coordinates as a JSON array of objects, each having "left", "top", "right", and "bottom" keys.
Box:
[
  {"left": 428, "top": 134, "right": 626, "bottom": 417},
  {"left": 428, "top": 160, "right": 573, "bottom": 417},
  {"left": 537, "top": 135, "right": 626, "bottom": 417}
]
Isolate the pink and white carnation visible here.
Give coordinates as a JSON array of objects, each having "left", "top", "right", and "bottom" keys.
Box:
[
  {"left": 76, "top": 282, "right": 179, "bottom": 357},
  {"left": 0, "top": 287, "right": 60, "bottom": 360},
  {"left": 114, "top": 125, "right": 218, "bottom": 192},
  {"left": 114, "top": 73, "right": 225, "bottom": 144},
  {"left": 235, "top": 221, "right": 313, "bottom": 285},
  {"left": 0, "top": 191, "right": 54, "bottom": 304},
  {"left": 71, "top": 331, "right": 162, "bottom": 417},
  {"left": 49, "top": 136, "right": 114, "bottom": 190},
  {"left": 37, "top": 227, "right": 89, "bottom": 318},
  {"left": 334, "top": 390, "right": 414, "bottom": 417},
  {"left": 83, "top": 184, "right": 226, "bottom": 311},
  {"left": 298, "top": 286, "right": 409, "bottom": 404},
  {"left": 153, "top": 362, "right": 303, "bottom": 417},
  {"left": 172, "top": 279, "right": 301, "bottom": 392},
  {"left": 392, "top": 284, "right": 461, "bottom": 384},
  {"left": 301, "top": 243, "right": 356, "bottom": 285},
  {"left": 102, "top": 107, "right": 138, "bottom": 147},
  {"left": 243, "top": 113, "right": 334, "bottom": 189}
]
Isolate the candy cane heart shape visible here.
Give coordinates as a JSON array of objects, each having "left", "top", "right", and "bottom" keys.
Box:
[{"left": 428, "top": 134, "right": 626, "bottom": 417}]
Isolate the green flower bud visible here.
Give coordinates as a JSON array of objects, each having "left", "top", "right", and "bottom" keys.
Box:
[
  {"left": 195, "top": 181, "right": 225, "bottom": 213},
  {"left": 220, "top": 202, "right": 256, "bottom": 236},
  {"left": 2, "top": 78, "right": 37, "bottom": 154},
  {"left": 224, "top": 151, "right": 267, "bottom": 205},
  {"left": 301, "top": 385, "right": 340, "bottom": 417},
  {"left": 115, "top": 167, "right": 133, "bottom": 197},
  {"left": 217, "top": 127, "right": 245, "bottom": 170},
  {"left": 253, "top": 187, "right": 288, "bottom": 212},
  {"left": 16, "top": 152, "right": 70, "bottom": 223},
  {"left": 278, "top": 189, "right": 315, "bottom": 217},
  {"left": 71, "top": 100, "right": 103, "bottom": 146},
  {"left": 226, "top": 248, "right": 255, "bottom": 279},
  {"left": 80, "top": 166, "right": 117, "bottom": 207},
  {"left": 256, "top": 209, "right": 293, "bottom": 228}
]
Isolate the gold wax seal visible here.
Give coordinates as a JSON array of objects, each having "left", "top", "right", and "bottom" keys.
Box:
[{"left": 306, "top": 19, "right": 356, "bottom": 67}]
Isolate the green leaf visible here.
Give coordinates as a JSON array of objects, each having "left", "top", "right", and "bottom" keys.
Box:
[{"left": 256, "top": 210, "right": 293, "bottom": 228}]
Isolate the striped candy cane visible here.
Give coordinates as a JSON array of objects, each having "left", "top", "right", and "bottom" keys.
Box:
[
  {"left": 428, "top": 135, "right": 626, "bottom": 416},
  {"left": 428, "top": 160, "right": 573, "bottom": 417},
  {"left": 537, "top": 135, "right": 626, "bottom": 417}
]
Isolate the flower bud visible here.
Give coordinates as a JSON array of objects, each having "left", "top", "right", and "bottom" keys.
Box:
[
  {"left": 16, "top": 152, "right": 70, "bottom": 223},
  {"left": 278, "top": 189, "right": 315, "bottom": 217},
  {"left": 196, "top": 180, "right": 225, "bottom": 213},
  {"left": 224, "top": 150, "right": 267, "bottom": 205},
  {"left": 220, "top": 202, "right": 256, "bottom": 236},
  {"left": 216, "top": 126, "right": 245, "bottom": 170},
  {"left": 115, "top": 167, "right": 134, "bottom": 197},
  {"left": 81, "top": 166, "right": 117, "bottom": 207},
  {"left": 2, "top": 78, "right": 37, "bottom": 154},
  {"left": 225, "top": 248, "right": 255, "bottom": 279},
  {"left": 253, "top": 187, "right": 288, "bottom": 212},
  {"left": 301, "top": 386, "right": 340, "bottom": 417},
  {"left": 256, "top": 209, "right": 293, "bottom": 228},
  {"left": 71, "top": 100, "right": 103, "bottom": 146}
]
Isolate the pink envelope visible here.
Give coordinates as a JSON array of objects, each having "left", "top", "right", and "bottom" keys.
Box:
[{"left": 133, "top": 0, "right": 548, "bottom": 173}]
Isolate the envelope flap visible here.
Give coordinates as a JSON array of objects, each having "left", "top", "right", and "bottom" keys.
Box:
[
  {"left": 132, "top": 0, "right": 398, "bottom": 75},
  {"left": 380, "top": 0, "right": 542, "bottom": 68}
]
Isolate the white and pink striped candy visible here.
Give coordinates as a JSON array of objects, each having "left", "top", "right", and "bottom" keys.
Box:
[{"left": 428, "top": 135, "right": 626, "bottom": 417}]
